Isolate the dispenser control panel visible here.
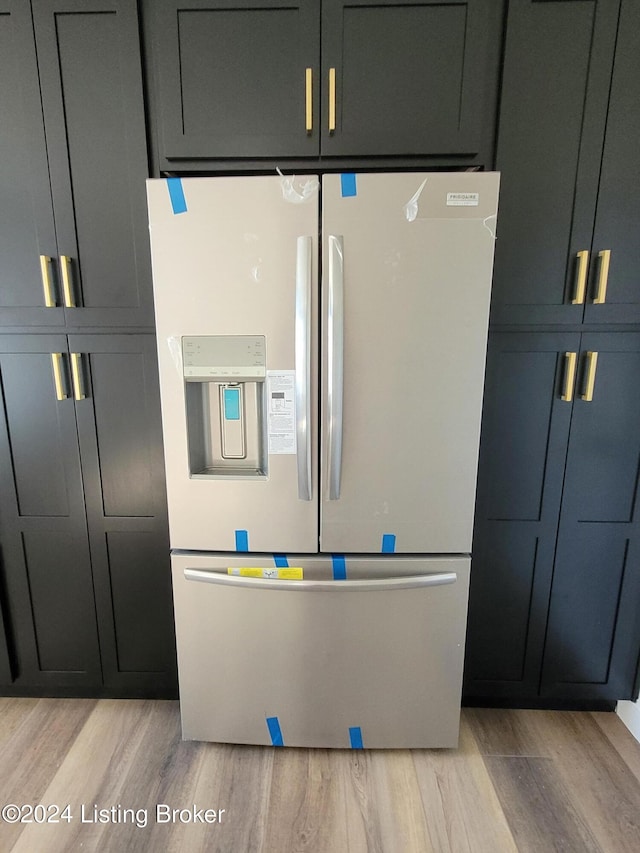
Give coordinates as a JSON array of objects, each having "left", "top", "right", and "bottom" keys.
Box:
[{"left": 182, "top": 335, "right": 266, "bottom": 380}]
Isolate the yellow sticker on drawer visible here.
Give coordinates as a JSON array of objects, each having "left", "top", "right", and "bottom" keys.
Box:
[{"left": 227, "top": 567, "right": 304, "bottom": 580}]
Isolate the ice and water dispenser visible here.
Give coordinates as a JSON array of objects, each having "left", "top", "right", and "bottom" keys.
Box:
[{"left": 183, "top": 336, "right": 267, "bottom": 478}]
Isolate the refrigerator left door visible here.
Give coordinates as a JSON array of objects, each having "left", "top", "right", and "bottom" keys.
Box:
[{"left": 147, "top": 176, "right": 319, "bottom": 553}]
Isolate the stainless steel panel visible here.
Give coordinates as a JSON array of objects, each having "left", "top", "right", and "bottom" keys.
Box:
[
  {"left": 171, "top": 552, "right": 470, "bottom": 748},
  {"left": 147, "top": 177, "right": 319, "bottom": 552},
  {"left": 321, "top": 172, "right": 499, "bottom": 553}
]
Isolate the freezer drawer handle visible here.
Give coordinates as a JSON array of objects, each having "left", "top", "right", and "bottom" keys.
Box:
[
  {"left": 327, "top": 235, "right": 344, "bottom": 500},
  {"left": 183, "top": 568, "right": 457, "bottom": 592},
  {"left": 295, "top": 236, "right": 313, "bottom": 500}
]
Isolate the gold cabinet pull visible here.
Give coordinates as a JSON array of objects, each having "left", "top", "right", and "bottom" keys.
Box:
[
  {"left": 571, "top": 250, "right": 589, "bottom": 304},
  {"left": 60, "top": 255, "right": 75, "bottom": 307},
  {"left": 51, "top": 353, "right": 67, "bottom": 401},
  {"left": 581, "top": 351, "right": 598, "bottom": 402},
  {"left": 70, "top": 352, "right": 85, "bottom": 400},
  {"left": 561, "top": 351, "right": 577, "bottom": 402},
  {"left": 305, "top": 67, "right": 313, "bottom": 133},
  {"left": 328, "top": 67, "right": 336, "bottom": 133},
  {"left": 593, "top": 249, "right": 611, "bottom": 304},
  {"left": 40, "top": 255, "right": 56, "bottom": 307}
]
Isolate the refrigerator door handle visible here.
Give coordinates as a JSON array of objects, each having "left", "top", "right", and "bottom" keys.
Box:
[
  {"left": 295, "top": 236, "right": 313, "bottom": 500},
  {"left": 184, "top": 568, "right": 457, "bottom": 592},
  {"left": 327, "top": 234, "right": 344, "bottom": 500}
]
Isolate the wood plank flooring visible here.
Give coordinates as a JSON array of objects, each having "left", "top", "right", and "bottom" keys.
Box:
[{"left": 0, "top": 700, "right": 639, "bottom": 852}]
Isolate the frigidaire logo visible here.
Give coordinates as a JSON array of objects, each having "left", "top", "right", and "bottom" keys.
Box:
[{"left": 446, "top": 192, "right": 479, "bottom": 206}]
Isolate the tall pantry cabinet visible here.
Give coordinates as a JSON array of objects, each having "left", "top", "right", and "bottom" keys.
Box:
[
  {"left": 0, "top": 0, "right": 176, "bottom": 695},
  {"left": 464, "top": 0, "right": 640, "bottom": 706}
]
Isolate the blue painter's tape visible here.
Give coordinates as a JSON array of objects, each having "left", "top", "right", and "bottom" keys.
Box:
[
  {"left": 274, "top": 554, "right": 289, "bottom": 568},
  {"left": 349, "top": 726, "right": 364, "bottom": 749},
  {"left": 235, "top": 529, "right": 249, "bottom": 552},
  {"left": 381, "top": 534, "right": 396, "bottom": 553},
  {"left": 341, "top": 173, "right": 357, "bottom": 197},
  {"left": 332, "top": 555, "right": 347, "bottom": 580},
  {"left": 266, "top": 716, "right": 284, "bottom": 747},
  {"left": 166, "top": 177, "right": 187, "bottom": 214}
]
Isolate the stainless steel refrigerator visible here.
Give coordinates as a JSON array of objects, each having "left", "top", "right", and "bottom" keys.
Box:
[{"left": 146, "top": 172, "right": 499, "bottom": 749}]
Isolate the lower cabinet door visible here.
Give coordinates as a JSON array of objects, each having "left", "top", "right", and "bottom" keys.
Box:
[
  {"left": 540, "top": 333, "right": 640, "bottom": 701},
  {"left": 70, "top": 335, "right": 177, "bottom": 693},
  {"left": 468, "top": 332, "right": 640, "bottom": 706},
  {"left": 464, "top": 333, "right": 578, "bottom": 702},
  {"left": 0, "top": 334, "right": 176, "bottom": 696},
  {"left": 0, "top": 335, "right": 102, "bottom": 689},
  {"left": 171, "top": 553, "right": 470, "bottom": 749}
]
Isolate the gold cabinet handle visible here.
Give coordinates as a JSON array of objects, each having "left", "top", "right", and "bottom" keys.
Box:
[
  {"left": 305, "top": 67, "right": 313, "bottom": 133},
  {"left": 571, "top": 250, "right": 589, "bottom": 304},
  {"left": 70, "top": 352, "right": 85, "bottom": 400},
  {"left": 60, "top": 255, "right": 76, "bottom": 307},
  {"left": 561, "top": 351, "right": 577, "bottom": 402},
  {"left": 593, "top": 249, "right": 611, "bottom": 304},
  {"left": 40, "top": 255, "right": 56, "bottom": 307},
  {"left": 328, "top": 67, "right": 336, "bottom": 133},
  {"left": 581, "top": 351, "right": 598, "bottom": 402},
  {"left": 51, "top": 353, "right": 67, "bottom": 401}
]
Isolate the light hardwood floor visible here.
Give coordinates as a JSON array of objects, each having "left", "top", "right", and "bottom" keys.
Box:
[{"left": 0, "top": 699, "right": 639, "bottom": 852}]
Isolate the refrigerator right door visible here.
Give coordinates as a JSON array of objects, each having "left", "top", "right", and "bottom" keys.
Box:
[{"left": 321, "top": 172, "right": 499, "bottom": 554}]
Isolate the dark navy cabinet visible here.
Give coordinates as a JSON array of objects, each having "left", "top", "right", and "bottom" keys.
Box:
[
  {"left": 144, "top": 0, "right": 503, "bottom": 169},
  {"left": 490, "top": 0, "right": 640, "bottom": 326},
  {"left": 466, "top": 333, "right": 640, "bottom": 705},
  {"left": 146, "top": 0, "right": 321, "bottom": 160},
  {"left": 319, "top": 0, "right": 501, "bottom": 158},
  {"left": 0, "top": 336, "right": 103, "bottom": 690},
  {"left": 0, "top": 1, "right": 176, "bottom": 697},
  {"left": 466, "top": 333, "right": 578, "bottom": 702},
  {"left": 540, "top": 333, "right": 640, "bottom": 701},
  {"left": 0, "top": 335, "right": 176, "bottom": 696},
  {"left": 466, "top": 0, "right": 640, "bottom": 708},
  {"left": 0, "top": 0, "right": 154, "bottom": 329}
]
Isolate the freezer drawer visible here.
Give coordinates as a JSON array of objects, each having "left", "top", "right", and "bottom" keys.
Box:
[{"left": 171, "top": 553, "right": 470, "bottom": 748}]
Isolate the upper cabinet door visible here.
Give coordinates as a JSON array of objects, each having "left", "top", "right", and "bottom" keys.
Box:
[
  {"left": 320, "top": 0, "right": 500, "bottom": 158},
  {"left": 31, "top": 0, "right": 154, "bottom": 327},
  {"left": 0, "top": 1, "right": 63, "bottom": 327},
  {"left": 584, "top": 0, "right": 640, "bottom": 325},
  {"left": 148, "top": 0, "right": 321, "bottom": 160},
  {"left": 491, "top": 0, "right": 620, "bottom": 325}
]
